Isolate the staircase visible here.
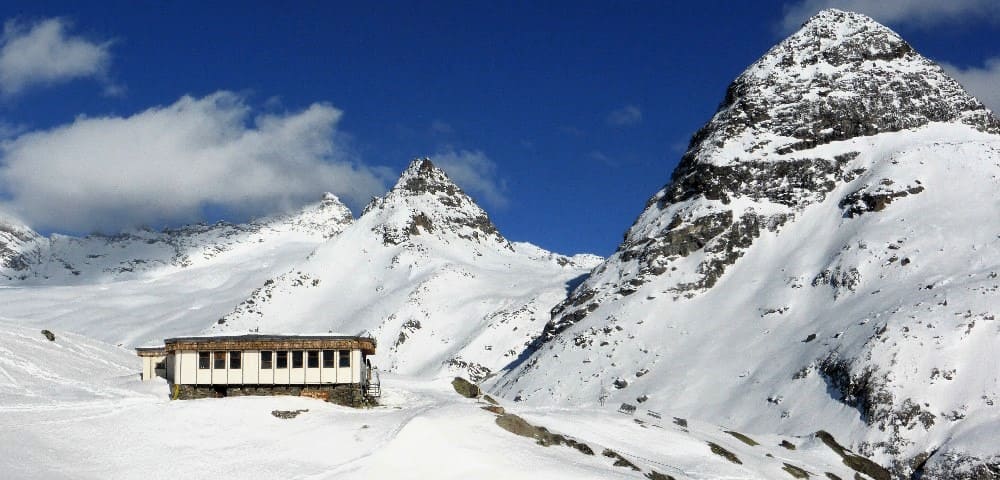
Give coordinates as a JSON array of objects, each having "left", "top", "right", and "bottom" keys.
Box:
[{"left": 364, "top": 369, "right": 381, "bottom": 400}]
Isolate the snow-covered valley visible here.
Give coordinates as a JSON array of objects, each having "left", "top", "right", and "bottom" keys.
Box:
[{"left": 0, "top": 321, "right": 874, "bottom": 480}]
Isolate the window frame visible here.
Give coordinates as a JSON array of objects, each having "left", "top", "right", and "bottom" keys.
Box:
[
  {"left": 198, "top": 351, "right": 210, "bottom": 370},
  {"left": 307, "top": 350, "right": 319, "bottom": 368},
  {"left": 213, "top": 351, "right": 226, "bottom": 369},
  {"left": 292, "top": 350, "right": 304, "bottom": 369},
  {"left": 276, "top": 351, "right": 288, "bottom": 369},
  {"left": 339, "top": 349, "right": 351, "bottom": 368},
  {"left": 229, "top": 351, "right": 241, "bottom": 370},
  {"left": 260, "top": 350, "right": 273, "bottom": 369},
  {"left": 322, "top": 349, "right": 335, "bottom": 368}
]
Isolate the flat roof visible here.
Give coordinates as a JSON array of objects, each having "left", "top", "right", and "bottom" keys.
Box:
[
  {"left": 164, "top": 334, "right": 370, "bottom": 343},
  {"left": 162, "top": 334, "right": 376, "bottom": 355},
  {"left": 135, "top": 346, "right": 167, "bottom": 356}
]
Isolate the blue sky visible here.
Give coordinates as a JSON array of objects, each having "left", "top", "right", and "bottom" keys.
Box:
[{"left": 0, "top": 1, "right": 997, "bottom": 255}]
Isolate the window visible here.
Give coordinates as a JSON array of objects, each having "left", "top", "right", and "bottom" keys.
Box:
[
  {"left": 230, "top": 351, "right": 241, "bottom": 369},
  {"left": 261, "top": 351, "right": 273, "bottom": 369},
  {"left": 322, "top": 350, "right": 335, "bottom": 368},
  {"left": 276, "top": 351, "right": 288, "bottom": 369},
  {"left": 292, "top": 351, "right": 303, "bottom": 368},
  {"left": 307, "top": 350, "right": 319, "bottom": 368},
  {"left": 213, "top": 351, "right": 226, "bottom": 369},
  {"left": 198, "top": 352, "right": 210, "bottom": 369},
  {"left": 339, "top": 349, "right": 351, "bottom": 368}
]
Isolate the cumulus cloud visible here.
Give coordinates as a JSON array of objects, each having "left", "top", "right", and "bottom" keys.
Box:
[
  {"left": 0, "top": 91, "right": 388, "bottom": 232},
  {"left": 607, "top": 105, "right": 642, "bottom": 127},
  {"left": 431, "top": 149, "right": 508, "bottom": 208},
  {"left": 780, "top": 0, "right": 1000, "bottom": 32},
  {"left": 0, "top": 17, "right": 114, "bottom": 96},
  {"left": 941, "top": 57, "right": 1000, "bottom": 113}
]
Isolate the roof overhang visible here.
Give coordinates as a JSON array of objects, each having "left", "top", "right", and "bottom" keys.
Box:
[{"left": 163, "top": 334, "right": 376, "bottom": 355}]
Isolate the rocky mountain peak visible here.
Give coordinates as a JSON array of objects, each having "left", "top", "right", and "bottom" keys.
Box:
[
  {"left": 542, "top": 9, "right": 1000, "bottom": 338},
  {"left": 685, "top": 9, "right": 998, "bottom": 165},
  {"left": 393, "top": 158, "right": 458, "bottom": 196},
  {"left": 363, "top": 158, "right": 511, "bottom": 250}
]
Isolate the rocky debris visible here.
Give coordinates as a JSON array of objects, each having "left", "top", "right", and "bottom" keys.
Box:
[
  {"left": 782, "top": 463, "right": 811, "bottom": 478},
  {"left": 445, "top": 358, "right": 492, "bottom": 383},
  {"left": 451, "top": 377, "right": 481, "bottom": 398},
  {"left": 40, "top": 329, "right": 56, "bottom": 342},
  {"left": 915, "top": 451, "right": 1000, "bottom": 480},
  {"left": 645, "top": 471, "right": 676, "bottom": 480},
  {"left": 602, "top": 449, "right": 641, "bottom": 471},
  {"left": 724, "top": 430, "right": 759, "bottom": 447},
  {"left": 495, "top": 413, "right": 594, "bottom": 455},
  {"left": 818, "top": 351, "right": 936, "bottom": 447},
  {"left": 814, "top": 431, "right": 890, "bottom": 480},
  {"left": 781, "top": 440, "right": 797, "bottom": 450},
  {"left": 839, "top": 183, "right": 925, "bottom": 218},
  {"left": 707, "top": 442, "right": 742, "bottom": 464},
  {"left": 481, "top": 405, "right": 505, "bottom": 415},
  {"left": 271, "top": 409, "right": 308, "bottom": 419},
  {"left": 811, "top": 267, "right": 861, "bottom": 297}
]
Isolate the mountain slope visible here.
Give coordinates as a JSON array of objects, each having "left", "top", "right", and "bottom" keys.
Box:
[
  {"left": 495, "top": 9, "right": 1000, "bottom": 478},
  {"left": 0, "top": 194, "right": 354, "bottom": 346},
  {"left": 215, "top": 159, "right": 600, "bottom": 380},
  {"left": 0, "top": 193, "right": 352, "bottom": 284}
]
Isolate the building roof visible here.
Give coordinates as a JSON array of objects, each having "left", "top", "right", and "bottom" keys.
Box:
[
  {"left": 135, "top": 346, "right": 167, "bottom": 356},
  {"left": 162, "top": 334, "right": 376, "bottom": 355}
]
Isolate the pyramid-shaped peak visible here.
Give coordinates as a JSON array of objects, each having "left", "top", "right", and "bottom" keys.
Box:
[
  {"left": 678, "top": 9, "right": 998, "bottom": 163},
  {"left": 393, "top": 157, "right": 463, "bottom": 197},
  {"left": 801, "top": 8, "right": 888, "bottom": 30},
  {"left": 763, "top": 8, "right": 912, "bottom": 70},
  {"left": 362, "top": 158, "right": 511, "bottom": 249}
]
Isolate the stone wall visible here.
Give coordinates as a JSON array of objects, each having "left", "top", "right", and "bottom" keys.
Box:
[{"left": 171, "top": 383, "right": 375, "bottom": 407}]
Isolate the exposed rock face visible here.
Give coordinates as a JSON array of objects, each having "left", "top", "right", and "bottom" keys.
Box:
[
  {"left": 363, "top": 158, "right": 511, "bottom": 250},
  {"left": 543, "top": 8, "right": 999, "bottom": 337},
  {"left": 0, "top": 218, "right": 43, "bottom": 279}
]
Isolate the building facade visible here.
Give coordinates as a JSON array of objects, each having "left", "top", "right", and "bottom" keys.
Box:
[{"left": 137, "top": 334, "right": 378, "bottom": 406}]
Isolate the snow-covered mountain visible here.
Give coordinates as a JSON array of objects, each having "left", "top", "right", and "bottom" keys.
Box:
[
  {"left": 0, "top": 193, "right": 352, "bottom": 283},
  {"left": 0, "top": 194, "right": 354, "bottom": 346},
  {"left": 215, "top": 158, "right": 600, "bottom": 380},
  {"left": 495, "top": 9, "right": 1000, "bottom": 478}
]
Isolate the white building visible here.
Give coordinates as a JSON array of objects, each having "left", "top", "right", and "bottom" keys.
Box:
[{"left": 137, "top": 334, "right": 378, "bottom": 405}]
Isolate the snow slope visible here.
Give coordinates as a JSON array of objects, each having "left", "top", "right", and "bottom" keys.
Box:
[
  {"left": 0, "top": 194, "right": 353, "bottom": 346},
  {"left": 496, "top": 9, "right": 1000, "bottom": 478},
  {"left": 0, "top": 321, "right": 867, "bottom": 480},
  {"left": 216, "top": 159, "right": 601, "bottom": 381},
  {"left": 0, "top": 193, "right": 352, "bottom": 284}
]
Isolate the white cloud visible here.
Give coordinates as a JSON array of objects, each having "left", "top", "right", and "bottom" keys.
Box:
[
  {"left": 781, "top": 0, "right": 1000, "bottom": 32},
  {"left": 0, "top": 17, "right": 114, "bottom": 96},
  {"left": 431, "top": 149, "right": 508, "bottom": 208},
  {"left": 941, "top": 57, "right": 1000, "bottom": 113},
  {"left": 0, "top": 91, "right": 388, "bottom": 232},
  {"left": 607, "top": 105, "right": 642, "bottom": 127}
]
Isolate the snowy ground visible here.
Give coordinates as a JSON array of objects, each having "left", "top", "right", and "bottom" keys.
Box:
[{"left": 1, "top": 322, "right": 868, "bottom": 480}]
